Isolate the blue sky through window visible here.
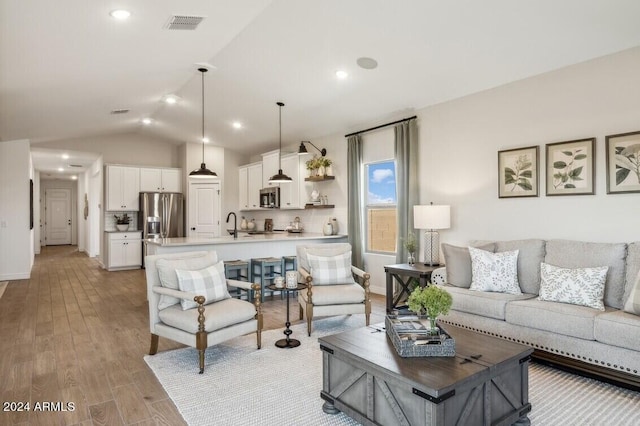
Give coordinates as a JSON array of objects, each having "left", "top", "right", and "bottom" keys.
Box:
[{"left": 367, "top": 161, "right": 396, "bottom": 204}]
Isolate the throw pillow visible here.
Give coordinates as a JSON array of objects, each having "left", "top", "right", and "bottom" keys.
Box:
[
  {"left": 175, "top": 261, "right": 230, "bottom": 310},
  {"left": 538, "top": 262, "right": 608, "bottom": 311},
  {"left": 156, "top": 252, "right": 218, "bottom": 310},
  {"left": 623, "top": 269, "right": 640, "bottom": 315},
  {"left": 469, "top": 247, "right": 522, "bottom": 294},
  {"left": 441, "top": 242, "right": 496, "bottom": 288},
  {"left": 307, "top": 251, "right": 355, "bottom": 285}
]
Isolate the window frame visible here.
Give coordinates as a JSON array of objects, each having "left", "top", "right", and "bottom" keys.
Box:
[{"left": 364, "top": 159, "right": 398, "bottom": 255}]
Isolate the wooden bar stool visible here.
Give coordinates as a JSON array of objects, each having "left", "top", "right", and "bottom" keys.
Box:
[
  {"left": 250, "top": 257, "right": 283, "bottom": 301},
  {"left": 224, "top": 260, "right": 249, "bottom": 299}
]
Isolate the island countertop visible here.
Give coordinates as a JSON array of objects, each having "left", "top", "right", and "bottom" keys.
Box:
[{"left": 144, "top": 232, "right": 347, "bottom": 259}]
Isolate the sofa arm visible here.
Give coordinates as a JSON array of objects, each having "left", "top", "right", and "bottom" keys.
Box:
[
  {"left": 432, "top": 267, "right": 447, "bottom": 286},
  {"left": 152, "top": 286, "right": 200, "bottom": 301}
]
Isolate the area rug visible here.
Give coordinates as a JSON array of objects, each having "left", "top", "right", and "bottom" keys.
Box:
[
  {"left": 0, "top": 282, "right": 7, "bottom": 300},
  {"left": 145, "top": 315, "right": 640, "bottom": 426}
]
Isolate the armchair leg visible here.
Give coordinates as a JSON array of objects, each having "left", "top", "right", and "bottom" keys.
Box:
[
  {"left": 257, "top": 329, "right": 262, "bottom": 349},
  {"left": 299, "top": 303, "right": 303, "bottom": 320},
  {"left": 198, "top": 349, "right": 205, "bottom": 374},
  {"left": 306, "top": 303, "right": 313, "bottom": 336},
  {"left": 149, "top": 334, "right": 159, "bottom": 355}
]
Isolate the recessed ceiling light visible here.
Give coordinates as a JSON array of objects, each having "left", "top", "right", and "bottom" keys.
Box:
[
  {"left": 57, "top": 167, "right": 64, "bottom": 172},
  {"left": 335, "top": 70, "right": 349, "bottom": 80},
  {"left": 202, "top": 137, "right": 210, "bottom": 143},
  {"left": 61, "top": 153, "right": 69, "bottom": 159},
  {"left": 357, "top": 57, "right": 378, "bottom": 70},
  {"left": 232, "top": 121, "right": 242, "bottom": 129},
  {"left": 141, "top": 118, "right": 153, "bottom": 125},
  {"left": 110, "top": 10, "right": 131, "bottom": 20},
  {"left": 163, "top": 94, "right": 180, "bottom": 105},
  {"left": 71, "top": 176, "right": 78, "bottom": 180}
]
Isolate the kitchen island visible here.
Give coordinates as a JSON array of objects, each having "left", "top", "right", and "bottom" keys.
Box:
[{"left": 145, "top": 232, "right": 347, "bottom": 260}]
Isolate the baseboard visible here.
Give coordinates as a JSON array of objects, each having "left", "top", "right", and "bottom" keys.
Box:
[{"left": 0, "top": 272, "right": 30, "bottom": 281}]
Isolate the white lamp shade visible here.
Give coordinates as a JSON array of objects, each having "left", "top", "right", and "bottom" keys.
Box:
[{"left": 413, "top": 205, "right": 451, "bottom": 230}]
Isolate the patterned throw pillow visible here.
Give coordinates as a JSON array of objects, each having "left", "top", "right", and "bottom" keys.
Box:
[
  {"left": 175, "top": 261, "right": 230, "bottom": 310},
  {"left": 623, "top": 270, "right": 640, "bottom": 315},
  {"left": 469, "top": 247, "right": 522, "bottom": 294},
  {"left": 538, "top": 262, "right": 608, "bottom": 311},
  {"left": 307, "top": 251, "right": 355, "bottom": 285}
]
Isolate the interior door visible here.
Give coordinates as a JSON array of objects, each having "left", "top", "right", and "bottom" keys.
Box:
[
  {"left": 188, "top": 181, "right": 220, "bottom": 238},
  {"left": 45, "top": 188, "right": 72, "bottom": 245}
]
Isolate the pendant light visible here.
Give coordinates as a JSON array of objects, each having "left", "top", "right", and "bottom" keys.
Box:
[
  {"left": 268, "top": 101, "right": 292, "bottom": 183},
  {"left": 189, "top": 67, "right": 217, "bottom": 178}
]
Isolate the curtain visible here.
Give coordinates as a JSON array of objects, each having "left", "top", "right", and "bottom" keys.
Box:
[
  {"left": 347, "top": 134, "right": 364, "bottom": 270},
  {"left": 394, "top": 118, "right": 419, "bottom": 264}
]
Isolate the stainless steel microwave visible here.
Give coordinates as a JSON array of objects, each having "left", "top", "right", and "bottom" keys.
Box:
[{"left": 259, "top": 187, "right": 280, "bottom": 208}]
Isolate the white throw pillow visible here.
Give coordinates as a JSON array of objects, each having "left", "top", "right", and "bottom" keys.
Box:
[
  {"left": 156, "top": 252, "right": 218, "bottom": 310},
  {"left": 538, "top": 262, "right": 608, "bottom": 311},
  {"left": 469, "top": 247, "right": 522, "bottom": 294},
  {"left": 623, "top": 269, "right": 640, "bottom": 315},
  {"left": 175, "top": 261, "right": 230, "bottom": 310},
  {"left": 307, "top": 251, "right": 355, "bottom": 285}
]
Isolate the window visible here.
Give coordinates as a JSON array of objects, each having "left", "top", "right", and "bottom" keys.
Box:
[{"left": 365, "top": 160, "right": 397, "bottom": 254}]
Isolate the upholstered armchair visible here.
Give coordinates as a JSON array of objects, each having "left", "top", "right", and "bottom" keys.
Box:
[
  {"left": 145, "top": 251, "right": 262, "bottom": 374},
  {"left": 296, "top": 243, "right": 371, "bottom": 336}
]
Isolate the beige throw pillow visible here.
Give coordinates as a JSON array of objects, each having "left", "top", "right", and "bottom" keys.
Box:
[
  {"left": 175, "top": 261, "right": 230, "bottom": 310},
  {"left": 623, "top": 269, "right": 640, "bottom": 315},
  {"left": 442, "top": 242, "right": 496, "bottom": 288}
]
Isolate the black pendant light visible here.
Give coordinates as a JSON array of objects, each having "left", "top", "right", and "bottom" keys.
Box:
[
  {"left": 268, "top": 101, "right": 292, "bottom": 183},
  {"left": 189, "top": 67, "right": 217, "bottom": 178}
]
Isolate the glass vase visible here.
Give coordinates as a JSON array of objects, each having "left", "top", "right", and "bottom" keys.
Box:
[{"left": 407, "top": 252, "right": 415, "bottom": 265}]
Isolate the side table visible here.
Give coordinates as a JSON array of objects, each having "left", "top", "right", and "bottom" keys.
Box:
[
  {"left": 267, "top": 283, "right": 308, "bottom": 348},
  {"left": 383, "top": 263, "right": 442, "bottom": 313}
]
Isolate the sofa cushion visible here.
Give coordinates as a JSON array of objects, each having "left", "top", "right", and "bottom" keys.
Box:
[
  {"left": 495, "top": 239, "right": 546, "bottom": 295},
  {"left": 624, "top": 242, "right": 640, "bottom": 308},
  {"left": 300, "top": 283, "right": 364, "bottom": 306},
  {"left": 623, "top": 269, "right": 640, "bottom": 315},
  {"left": 175, "top": 261, "right": 230, "bottom": 310},
  {"left": 594, "top": 310, "right": 640, "bottom": 352},
  {"left": 307, "top": 251, "right": 355, "bottom": 285},
  {"left": 444, "top": 285, "right": 535, "bottom": 320},
  {"left": 505, "top": 299, "right": 615, "bottom": 340},
  {"left": 158, "top": 298, "right": 255, "bottom": 334},
  {"left": 469, "top": 247, "right": 522, "bottom": 294},
  {"left": 538, "top": 263, "right": 608, "bottom": 311},
  {"left": 544, "top": 240, "right": 627, "bottom": 309},
  {"left": 442, "top": 242, "right": 496, "bottom": 288},
  {"left": 156, "top": 252, "right": 218, "bottom": 310}
]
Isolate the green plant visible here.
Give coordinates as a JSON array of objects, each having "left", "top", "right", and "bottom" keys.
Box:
[
  {"left": 320, "top": 157, "right": 332, "bottom": 167},
  {"left": 403, "top": 232, "right": 417, "bottom": 253},
  {"left": 615, "top": 144, "right": 640, "bottom": 184},
  {"left": 408, "top": 285, "right": 452, "bottom": 332},
  {"left": 505, "top": 154, "right": 533, "bottom": 192},
  {"left": 305, "top": 156, "right": 320, "bottom": 170},
  {"left": 552, "top": 149, "right": 586, "bottom": 189},
  {"left": 114, "top": 213, "right": 130, "bottom": 224}
]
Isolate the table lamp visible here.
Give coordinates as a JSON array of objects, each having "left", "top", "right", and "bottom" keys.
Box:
[{"left": 413, "top": 203, "right": 451, "bottom": 266}]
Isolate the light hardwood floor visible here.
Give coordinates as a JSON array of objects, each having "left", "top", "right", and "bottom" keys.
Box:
[{"left": 0, "top": 245, "right": 385, "bottom": 425}]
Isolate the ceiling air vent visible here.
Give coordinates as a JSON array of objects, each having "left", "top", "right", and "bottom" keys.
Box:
[
  {"left": 165, "top": 15, "right": 206, "bottom": 30},
  {"left": 69, "top": 164, "right": 83, "bottom": 168},
  {"left": 110, "top": 109, "right": 130, "bottom": 115}
]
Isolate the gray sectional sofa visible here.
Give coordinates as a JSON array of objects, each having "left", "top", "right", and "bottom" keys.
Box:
[{"left": 432, "top": 239, "right": 640, "bottom": 388}]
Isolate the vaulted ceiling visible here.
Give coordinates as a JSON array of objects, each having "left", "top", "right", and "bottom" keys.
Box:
[{"left": 2, "top": 0, "right": 640, "bottom": 160}]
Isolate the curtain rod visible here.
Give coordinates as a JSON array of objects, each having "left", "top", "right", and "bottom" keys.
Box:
[{"left": 344, "top": 115, "right": 417, "bottom": 138}]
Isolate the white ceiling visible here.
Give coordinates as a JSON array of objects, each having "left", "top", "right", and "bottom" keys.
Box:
[{"left": 3, "top": 0, "right": 640, "bottom": 172}]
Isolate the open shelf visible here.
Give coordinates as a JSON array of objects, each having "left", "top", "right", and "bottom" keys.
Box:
[
  {"left": 305, "top": 204, "right": 335, "bottom": 209},
  {"left": 304, "top": 175, "right": 335, "bottom": 182}
]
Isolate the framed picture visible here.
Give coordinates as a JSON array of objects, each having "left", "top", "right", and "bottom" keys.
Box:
[
  {"left": 545, "top": 138, "right": 595, "bottom": 196},
  {"left": 498, "top": 146, "right": 539, "bottom": 198},
  {"left": 605, "top": 130, "right": 640, "bottom": 194}
]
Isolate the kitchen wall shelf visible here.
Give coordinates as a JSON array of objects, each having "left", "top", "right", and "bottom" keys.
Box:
[
  {"left": 305, "top": 175, "right": 335, "bottom": 182},
  {"left": 305, "top": 204, "right": 335, "bottom": 209}
]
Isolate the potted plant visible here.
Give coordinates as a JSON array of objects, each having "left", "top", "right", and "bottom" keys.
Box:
[
  {"left": 321, "top": 157, "right": 333, "bottom": 176},
  {"left": 306, "top": 156, "right": 320, "bottom": 176},
  {"left": 114, "top": 213, "right": 130, "bottom": 231},
  {"left": 408, "top": 285, "right": 452, "bottom": 334},
  {"left": 403, "top": 232, "right": 417, "bottom": 265}
]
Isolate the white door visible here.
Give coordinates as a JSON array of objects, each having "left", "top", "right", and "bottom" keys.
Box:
[
  {"left": 188, "top": 181, "right": 221, "bottom": 238},
  {"left": 46, "top": 188, "right": 72, "bottom": 245}
]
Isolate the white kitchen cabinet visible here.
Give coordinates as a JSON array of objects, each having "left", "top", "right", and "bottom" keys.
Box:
[
  {"left": 187, "top": 179, "right": 221, "bottom": 238},
  {"left": 106, "top": 165, "right": 140, "bottom": 211},
  {"left": 106, "top": 231, "right": 142, "bottom": 270},
  {"left": 140, "top": 167, "right": 182, "bottom": 192},
  {"left": 261, "top": 150, "right": 280, "bottom": 187},
  {"left": 238, "top": 166, "right": 249, "bottom": 210},
  {"left": 239, "top": 162, "right": 262, "bottom": 210},
  {"left": 279, "top": 153, "right": 305, "bottom": 209}
]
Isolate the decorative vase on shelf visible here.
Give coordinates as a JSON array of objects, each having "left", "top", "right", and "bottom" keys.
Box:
[
  {"left": 407, "top": 252, "right": 415, "bottom": 265},
  {"left": 323, "top": 222, "right": 333, "bottom": 236},
  {"left": 240, "top": 217, "right": 248, "bottom": 230},
  {"left": 329, "top": 217, "right": 338, "bottom": 235},
  {"left": 247, "top": 219, "right": 256, "bottom": 230},
  {"left": 325, "top": 165, "right": 333, "bottom": 176},
  {"left": 116, "top": 224, "right": 129, "bottom": 231},
  {"left": 318, "top": 165, "right": 325, "bottom": 177}
]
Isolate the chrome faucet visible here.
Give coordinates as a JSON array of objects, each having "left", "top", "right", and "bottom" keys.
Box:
[{"left": 226, "top": 212, "right": 237, "bottom": 239}]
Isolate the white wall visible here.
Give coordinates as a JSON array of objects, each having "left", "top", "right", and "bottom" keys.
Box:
[
  {"left": 418, "top": 46, "right": 640, "bottom": 247},
  {"left": 0, "top": 139, "right": 33, "bottom": 280}
]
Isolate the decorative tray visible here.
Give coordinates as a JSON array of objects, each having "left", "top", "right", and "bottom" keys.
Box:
[
  {"left": 287, "top": 229, "right": 303, "bottom": 233},
  {"left": 385, "top": 315, "right": 455, "bottom": 357}
]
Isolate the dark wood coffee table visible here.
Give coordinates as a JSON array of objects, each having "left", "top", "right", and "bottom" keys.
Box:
[{"left": 318, "top": 323, "right": 533, "bottom": 426}]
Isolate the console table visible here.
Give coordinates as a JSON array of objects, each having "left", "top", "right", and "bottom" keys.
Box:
[{"left": 384, "top": 263, "right": 441, "bottom": 313}]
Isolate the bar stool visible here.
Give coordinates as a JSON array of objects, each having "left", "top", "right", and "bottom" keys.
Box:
[
  {"left": 224, "top": 260, "right": 249, "bottom": 299},
  {"left": 250, "top": 257, "right": 283, "bottom": 301}
]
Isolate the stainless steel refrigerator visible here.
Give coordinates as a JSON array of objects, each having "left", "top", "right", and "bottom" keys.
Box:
[{"left": 139, "top": 192, "right": 184, "bottom": 263}]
